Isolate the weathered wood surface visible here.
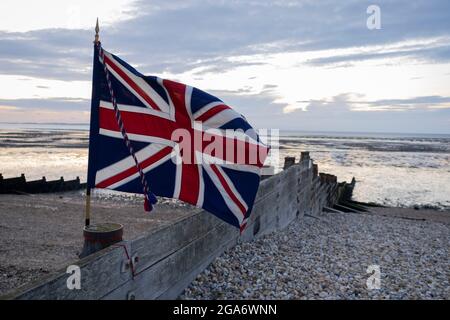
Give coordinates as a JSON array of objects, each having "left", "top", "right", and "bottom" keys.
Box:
[
  {"left": 3, "top": 156, "right": 349, "bottom": 300},
  {"left": 0, "top": 174, "right": 85, "bottom": 194}
]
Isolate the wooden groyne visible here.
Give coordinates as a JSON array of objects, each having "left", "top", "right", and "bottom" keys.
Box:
[
  {"left": 0, "top": 174, "right": 86, "bottom": 194},
  {"left": 3, "top": 153, "right": 356, "bottom": 300}
]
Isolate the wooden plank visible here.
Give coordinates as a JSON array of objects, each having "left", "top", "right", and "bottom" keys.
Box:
[
  {"left": 340, "top": 201, "right": 370, "bottom": 212},
  {"left": 323, "top": 206, "right": 345, "bottom": 214},
  {"left": 3, "top": 244, "right": 131, "bottom": 300},
  {"left": 103, "top": 220, "right": 238, "bottom": 299},
  {"left": 334, "top": 203, "right": 362, "bottom": 213},
  {"left": 130, "top": 209, "right": 218, "bottom": 275}
]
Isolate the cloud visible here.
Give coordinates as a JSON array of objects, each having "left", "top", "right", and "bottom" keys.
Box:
[
  {"left": 0, "top": 0, "right": 139, "bottom": 32},
  {"left": 0, "top": 29, "right": 92, "bottom": 80},
  {"left": 1, "top": 0, "right": 450, "bottom": 81},
  {"left": 0, "top": 97, "right": 90, "bottom": 123},
  {"left": 0, "top": 97, "right": 89, "bottom": 111},
  {"left": 0, "top": 105, "right": 20, "bottom": 110},
  {"left": 367, "top": 95, "right": 450, "bottom": 110},
  {"left": 305, "top": 37, "right": 450, "bottom": 67},
  {"left": 288, "top": 94, "right": 450, "bottom": 113},
  {"left": 278, "top": 93, "right": 450, "bottom": 133}
]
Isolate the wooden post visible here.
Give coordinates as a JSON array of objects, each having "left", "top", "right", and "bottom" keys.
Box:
[
  {"left": 84, "top": 18, "right": 99, "bottom": 227},
  {"left": 319, "top": 172, "right": 326, "bottom": 183},
  {"left": 84, "top": 19, "right": 98, "bottom": 227},
  {"left": 300, "top": 151, "right": 310, "bottom": 162},
  {"left": 283, "top": 156, "right": 296, "bottom": 170}
]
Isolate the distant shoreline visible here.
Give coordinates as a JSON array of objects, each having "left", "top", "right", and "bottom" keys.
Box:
[{"left": 1, "top": 123, "right": 450, "bottom": 136}]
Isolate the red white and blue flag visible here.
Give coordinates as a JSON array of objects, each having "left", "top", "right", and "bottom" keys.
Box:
[{"left": 87, "top": 43, "right": 269, "bottom": 231}]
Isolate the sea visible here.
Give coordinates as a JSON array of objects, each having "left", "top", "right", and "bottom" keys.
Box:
[{"left": 0, "top": 123, "right": 449, "bottom": 210}]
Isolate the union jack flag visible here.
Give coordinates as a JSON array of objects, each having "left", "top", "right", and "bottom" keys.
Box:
[{"left": 87, "top": 43, "right": 269, "bottom": 231}]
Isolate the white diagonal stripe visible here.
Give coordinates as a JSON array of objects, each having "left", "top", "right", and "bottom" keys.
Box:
[
  {"left": 107, "top": 152, "right": 173, "bottom": 190},
  {"left": 202, "top": 162, "right": 245, "bottom": 224},
  {"left": 95, "top": 143, "right": 166, "bottom": 185},
  {"left": 172, "top": 144, "right": 182, "bottom": 199},
  {"left": 201, "top": 108, "right": 242, "bottom": 128},
  {"left": 185, "top": 85, "right": 194, "bottom": 119},
  {"left": 193, "top": 101, "right": 224, "bottom": 119},
  {"left": 103, "top": 50, "right": 171, "bottom": 114},
  {"left": 213, "top": 164, "right": 248, "bottom": 213},
  {"left": 200, "top": 153, "right": 262, "bottom": 174},
  {"left": 99, "top": 128, "right": 176, "bottom": 147},
  {"left": 100, "top": 100, "right": 172, "bottom": 120}
]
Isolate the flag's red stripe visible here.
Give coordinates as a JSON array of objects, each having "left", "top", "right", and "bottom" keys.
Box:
[
  {"left": 196, "top": 104, "right": 230, "bottom": 122},
  {"left": 163, "top": 79, "right": 191, "bottom": 127},
  {"left": 178, "top": 164, "right": 200, "bottom": 205},
  {"left": 202, "top": 132, "right": 268, "bottom": 167},
  {"left": 99, "top": 106, "right": 175, "bottom": 141},
  {"left": 96, "top": 147, "right": 172, "bottom": 188},
  {"left": 99, "top": 106, "right": 268, "bottom": 167},
  {"left": 210, "top": 164, "right": 246, "bottom": 216},
  {"left": 104, "top": 55, "right": 161, "bottom": 111}
]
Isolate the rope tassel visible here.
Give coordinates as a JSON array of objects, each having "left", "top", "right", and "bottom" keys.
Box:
[
  {"left": 98, "top": 44, "right": 157, "bottom": 212},
  {"left": 144, "top": 192, "right": 158, "bottom": 211}
]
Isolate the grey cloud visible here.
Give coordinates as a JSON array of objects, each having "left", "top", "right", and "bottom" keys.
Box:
[
  {"left": 298, "top": 94, "right": 450, "bottom": 112},
  {"left": 0, "top": 29, "right": 92, "bottom": 80},
  {"left": 370, "top": 96, "right": 450, "bottom": 108},
  {"left": 306, "top": 42, "right": 450, "bottom": 67},
  {"left": 1, "top": 0, "right": 450, "bottom": 80},
  {"left": 0, "top": 97, "right": 89, "bottom": 111},
  {"left": 203, "top": 91, "right": 450, "bottom": 133},
  {"left": 285, "top": 94, "right": 450, "bottom": 133},
  {"left": 262, "top": 84, "right": 278, "bottom": 90}
]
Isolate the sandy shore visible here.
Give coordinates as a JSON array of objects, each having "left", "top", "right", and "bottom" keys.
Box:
[
  {"left": 181, "top": 208, "right": 450, "bottom": 299},
  {"left": 0, "top": 191, "right": 196, "bottom": 296}
]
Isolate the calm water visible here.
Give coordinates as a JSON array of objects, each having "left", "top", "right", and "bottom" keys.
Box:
[{"left": 0, "top": 124, "right": 449, "bottom": 210}]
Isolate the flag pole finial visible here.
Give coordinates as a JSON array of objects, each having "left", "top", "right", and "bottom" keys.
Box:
[{"left": 94, "top": 18, "right": 100, "bottom": 44}]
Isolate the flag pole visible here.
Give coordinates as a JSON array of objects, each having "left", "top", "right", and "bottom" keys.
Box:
[
  {"left": 80, "top": 19, "right": 124, "bottom": 259},
  {"left": 85, "top": 19, "right": 100, "bottom": 227},
  {"left": 85, "top": 191, "right": 91, "bottom": 226}
]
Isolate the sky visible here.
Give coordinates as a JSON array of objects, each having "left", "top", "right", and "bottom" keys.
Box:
[{"left": 0, "top": 0, "right": 449, "bottom": 133}]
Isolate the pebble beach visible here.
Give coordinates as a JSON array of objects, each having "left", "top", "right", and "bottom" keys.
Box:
[{"left": 181, "top": 209, "right": 450, "bottom": 300}]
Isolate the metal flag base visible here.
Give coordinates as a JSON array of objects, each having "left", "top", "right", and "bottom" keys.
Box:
[{"left": 79, "top": 223, "right": 123, "bottom": 258}]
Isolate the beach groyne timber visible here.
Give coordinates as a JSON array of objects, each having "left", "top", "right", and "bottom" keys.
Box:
[
  {"left": 0, "top": 174, "right": 86, "bottom": 194},
  {"left": 3, "top": 153, "right": 354, "bottom": 300}
]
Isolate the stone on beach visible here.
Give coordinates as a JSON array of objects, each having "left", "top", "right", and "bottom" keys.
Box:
[{"left": 180, "top": 211, "right": 450, "bottom": 300}]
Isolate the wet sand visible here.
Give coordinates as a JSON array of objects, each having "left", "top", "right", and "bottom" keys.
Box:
[{"left": 368, "top": 206, "right": 450, "bottom": 224}]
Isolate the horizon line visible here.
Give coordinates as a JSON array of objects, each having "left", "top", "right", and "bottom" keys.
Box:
[{"left": 1, "top": 121, "right": 450, "bottom": 136}]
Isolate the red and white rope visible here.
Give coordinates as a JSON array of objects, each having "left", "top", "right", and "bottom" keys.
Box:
[{"left": 98, "top": 43, "right": 156, "bottom": 211}]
